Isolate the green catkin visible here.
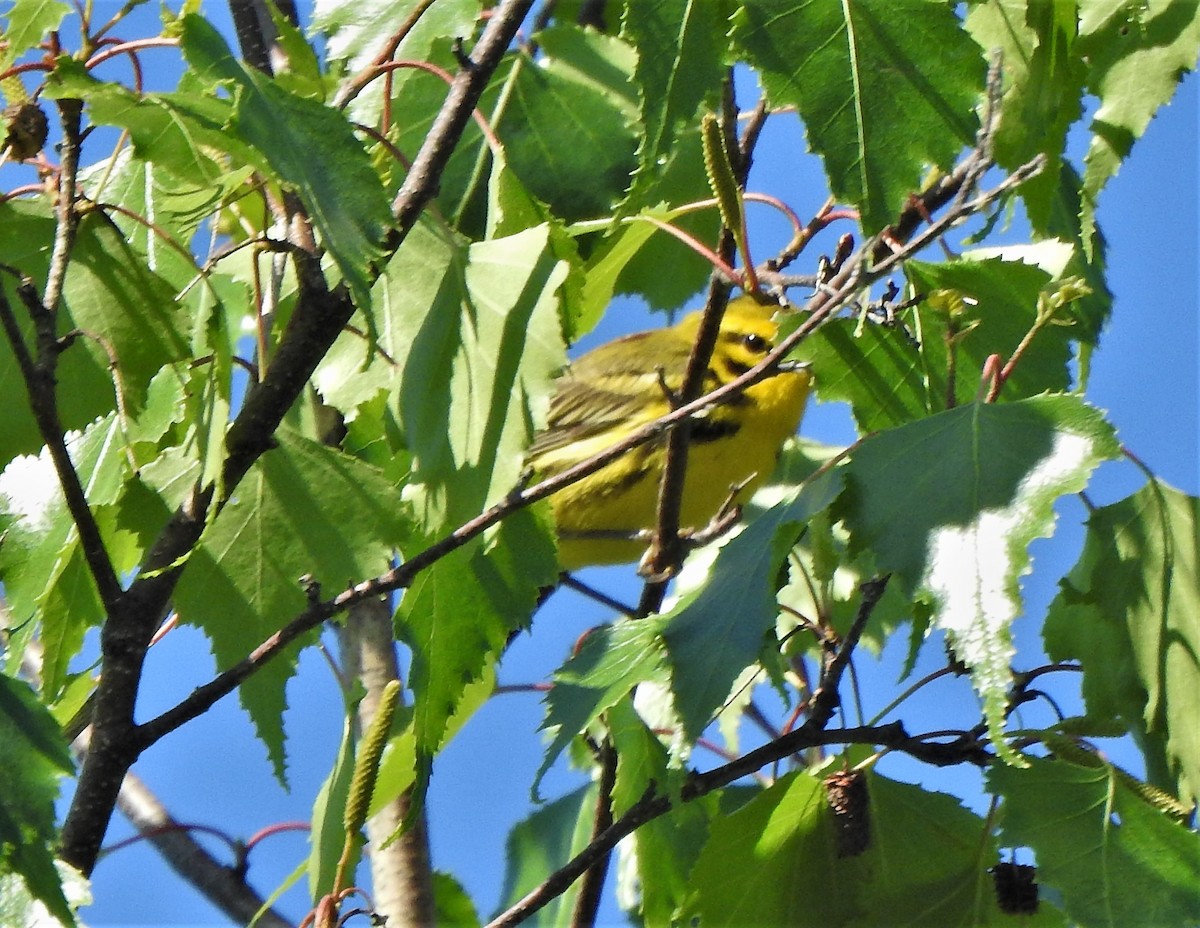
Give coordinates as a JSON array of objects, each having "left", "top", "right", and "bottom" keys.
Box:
[
  {"left": 700, "top": 112, "right": 744, "bottom": 242},
  {"left": 343, "top": 679, "right": 401, "bottom": 835}
]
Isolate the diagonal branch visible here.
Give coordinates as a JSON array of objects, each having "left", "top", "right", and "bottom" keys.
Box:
[
  {"left": 0, "top": 101, "right": 123, "bottom": 613},
  {"left": 0, "top": 283, "right": 123, "bottom": 610},
  {"left": 637, "top": 72, "right": 750, "bottom": 609}
]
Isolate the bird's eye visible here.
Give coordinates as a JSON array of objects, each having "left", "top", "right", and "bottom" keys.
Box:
[{"left": 742, "top": 333, "right": 770, "bottom": 353}]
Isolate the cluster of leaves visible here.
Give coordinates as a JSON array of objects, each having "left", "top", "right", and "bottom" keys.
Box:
[{"left": 0, "top": 0, "right": 1196, "bottom": 925}]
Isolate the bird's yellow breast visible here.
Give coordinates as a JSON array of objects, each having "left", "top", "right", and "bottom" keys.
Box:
[{"left": 530, "top": 298, "right": 812, "bottom": 569}]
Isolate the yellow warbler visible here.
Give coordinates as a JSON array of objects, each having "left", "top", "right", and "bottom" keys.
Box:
[{"left": 529, "top": 295, "right": 813, "bottom": 569}]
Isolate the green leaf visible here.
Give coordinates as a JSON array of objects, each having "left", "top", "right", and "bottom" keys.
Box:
[
  {"left": 494, "top": 784, "right": 596, "bottom": 926},
  {"left": 67, "top": 213, "right": 192, "bottom": 410},
  {"left": 0, "top": 415, "right": 130, "bottom": 698},
  {"left": 608, "top": 695, "right": 673, "bottom": 818},
  {"left": 964, "top": 0, "right": 1087, "bottom": 235},
  {"left": 45, "top": 59, "right": 250, "bottom": 189},
  {"left": 179, "top": 14, "right": 391, "bottom": 310},
  {"left": 535, "top": 618, "right": 669, "bottom": 799},
  {"left": 608, "top": 697, "right": 713, "bottom": 925},
  {"left": 732, "top": 0, "right": 983, "bottom": 233},
  {"left": 991, "top": 755, "right": 1200, "bottom": 928},
  {"left": 839, "top": 396, "right": 1120, "bottom": 759},
  {"left": 394, "top": 222, "right": 567, "bottom": 532},
  {"left": 433, "top": 871, "right": 481, "bottom": 927},
  {"left": 78, "top": 151, "right": 243, "bottom": 295},
  {"left": 1029, "top": 161, "right": 1112, "bottom": 345},
  {"left": 626, "top": 795, "right": 716, "bottom": 926},
  {"left": 692, "top": 768, "right": 1009, "bottom": 927},
  {"left": 399, "top": 507, "right": 557, "bottom": 772},
  {"left": 1044, "top": 480, "right": 1200, "bottom": 806},
  {"left": 260, "top": 1, "right": 324, "bottom": 99},
  {"left": 497, "top": 27, "right": 640, "bottom": 223},
  {"left": 368, "top": 667, "right": 492, "bottom": 821},
  {"left": 620, "top": 0, "right": 726, "bottom": 211},
  {"left": 1078, "top": 2, "right": 1200, "bottom": 246},
  {"left": 318, "top": 219, "right": 568, "bottom": 528},
  {"left": 0, "top": 0, "right": 69, "bottom": 69},
  {"left": 773, "top": 442, "right": 913, "bottom": 661},
  {"left": 571, "top": 126, "right": 720, "bottom": 319},
  {"left": 307, "top": 708, "right": 357, "bottom": 902},
  {"left": 662, "top": 467, "right": 844, "bottom": 741},
  {"left": 613, "top": 123, "right": 721, "bottom": 310},
  {"left": 0, "top": 673, "right": 74, "bottom": 925},
  {"left": 0, "top": 200, "right": 185, "bottom": 463},
  {"left": 173, "top": 430, "right": 408, "bottom": 780},
  {"left": 789, "top": 315, "right": 930, "bottom": 432},
  {"left": 906, "top": 252, "right": 1077, "bottom": 407}
]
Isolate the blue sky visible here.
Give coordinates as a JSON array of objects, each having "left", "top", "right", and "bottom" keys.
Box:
[{"left": 38, "top": 10, "right": 1200, "bottom": 927}]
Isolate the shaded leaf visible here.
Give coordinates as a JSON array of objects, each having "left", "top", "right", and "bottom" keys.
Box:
[
  {"left": 662, "top": 467, "right": 844, "bottom": 741},
  {"left": 314, "top": 0, "right": 482, "bottom": 122},
  {"left": 0, "top": 673, "right": 74, "bottom": 925},
  {"left": 0, "top": 415, "right": 130, "bottom": 698},
  {"left": 1044, "top": 480, "right": 1200, "bottom": 806},
  {"left": 621, "top": 0, "right": 726, "bottom": 211},
  {"left": 692, "top": 768, "right": 1014, "bottom": 927},
  {"left": 536, "top": 618, "right": 669, "bottom": 798},
  {"left": 398, "top": 507, "right": 556, "bottom": 773},
  {"left": 180, "top": 14, "right": 391, "bottom": 309},
  {"left": 991, "top": 755, "right": 1200, "bottom": 928},
  {"left": 173, "top": 431, "right": 408, "bottom": 779},
  {"left": 497, "top": 27, "right": 639, "bottom": 222},
  {"left": 906, "top": 252, "right": 1076, "bottom": 408},
  {"left": 494, "top": 784, "right": 596, "bottom": 926}
]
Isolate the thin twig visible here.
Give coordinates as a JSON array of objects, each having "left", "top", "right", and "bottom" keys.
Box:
[
  {"left": 569, "top": 741, "right": 617, "bottom": 928},
  {"left": 637, "top": 71, "right": 747, "bottom": 607}
]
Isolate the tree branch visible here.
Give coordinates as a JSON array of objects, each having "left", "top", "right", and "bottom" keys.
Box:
[
  {"left": 0, "top": 282, "right": 123, "bottom": 611},
  {"left": 637, "top": 72, "right": 752, "bottom": 608},
  {"left": 569, "top": 740, "right": 617, "bottom": 928},
  {"left": 112, "top": 769, "right": 292, "bottom": 928}
]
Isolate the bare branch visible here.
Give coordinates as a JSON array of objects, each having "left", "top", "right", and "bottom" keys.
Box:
[{"left": 569, "top": 741, "right": 617, "bottom": 928}]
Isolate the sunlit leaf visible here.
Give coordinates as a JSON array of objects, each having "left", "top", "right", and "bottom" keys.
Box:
[
  {"left": 839, "top": 396, "right": 1120, "bottom": 759},
  {"left": 732, "top": 0, "right": 982, "bottom": 232}
]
